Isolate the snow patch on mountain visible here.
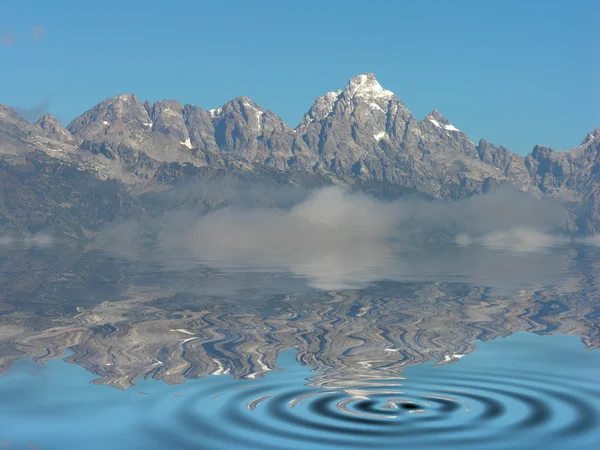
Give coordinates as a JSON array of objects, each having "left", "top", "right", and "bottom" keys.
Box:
[
  {"left": 430, "top": 118, "right": 461, "bottom": 132},
  {"left": 180, "top": 138, "right": 193, "bottom": 149},
  {"left": 243, "top": 101, "right": 264, "bottom": 132},
  {"left": 370, "top": 102, "right": 385, "bottom": 113}
]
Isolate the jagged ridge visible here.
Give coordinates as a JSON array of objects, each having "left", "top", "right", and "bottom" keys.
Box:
[{"left": 1, "top": 73, "right": 599, "bottom": 234}]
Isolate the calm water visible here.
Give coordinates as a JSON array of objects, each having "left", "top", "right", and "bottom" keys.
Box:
[{"left": 0, "top": 242, "right": 599, "bottom": 449}]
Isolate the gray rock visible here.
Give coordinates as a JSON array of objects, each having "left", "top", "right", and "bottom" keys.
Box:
[
  {"left": 150, "top": 99, "right": 190, "bottom": 144},
  {"left": 183, "top": 105, "right": 219, "bottom": 153},
  {"left": 209, "top": 96, "right": 309, "bottom": 170},
  {"left": 526, "top": 129, "right": 600, "bottom": 232},
  {"left": 476, "top": 139, "right": 531, "bottom": 189}
]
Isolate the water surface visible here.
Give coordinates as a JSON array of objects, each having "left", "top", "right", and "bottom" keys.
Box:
[{"left": 0, "top": 242, "right": 599, "bottom": 449}]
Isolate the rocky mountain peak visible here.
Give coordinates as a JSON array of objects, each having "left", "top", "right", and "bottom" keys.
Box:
[
  {"left": 211, "top": 96, "right": 266, "bottom": 127},
  {"left": 35, "top": 114, "right": 74, "bottom": 143},
  {"left": 427, "top": 109, "right": 446, "bottom": 122},
  {"left": 231, "top": 96, "right": 264, "bottom": 113},
  {"left": 209, "top": 96, "right": 266, "bottom": 121},
  {"left": 581, "top": 128, "right": 600, "bottom": 146},
  {"left": 424, "top": 110, "right": 461, "bottom": 133},
  {"left": 299, "top": 73, "right": 407, "bottom": 131},
  {"left": 67, "top": 93, "right": 151, "bottom": 139},
  {"left": 151, "top": 98, "right": 184, "bottom": 120},
  {"left": 98, "top": 93, "right": 145, "bottom": 114},
  {"left": 299, "top": 90, "right": 343, "bottom": 127},
  {"left": 344, "top": 73, "right": 394, "bottom": 101},
  {"left": 204, "top": 95, "right": 302, "bottom": 168},
  {"left": 36, "top": 113, "right": 61, "bottom": 128}
]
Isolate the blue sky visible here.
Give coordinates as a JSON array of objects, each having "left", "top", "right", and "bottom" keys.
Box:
[{"left": 1, "top": 0, "right": 598, "bottom": 155}]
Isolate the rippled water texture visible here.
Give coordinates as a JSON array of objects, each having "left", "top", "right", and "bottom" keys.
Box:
[{"left": 0, "top": 333, "right": 598, "bottom": 450}]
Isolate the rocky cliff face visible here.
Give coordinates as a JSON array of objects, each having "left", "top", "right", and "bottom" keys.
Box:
[
  {"left": 1, "top": 73, "right": 599, "bottom": 235},
  {"left": 525, "top": 129, "right": 600, "bottom": 233}
]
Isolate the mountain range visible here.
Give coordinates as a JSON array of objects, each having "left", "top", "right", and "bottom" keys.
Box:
[{"left": 1, "top": 73, "right": 599, "bottom": 237}]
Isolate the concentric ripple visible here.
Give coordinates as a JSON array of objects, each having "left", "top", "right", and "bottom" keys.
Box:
[{"left": 145, "top": 366, "right": 600, "bottom": 450}]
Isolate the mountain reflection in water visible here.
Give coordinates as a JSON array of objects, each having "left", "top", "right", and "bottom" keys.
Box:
[{"left": 0, "top": 244, "right": 599, "bottom": 449}]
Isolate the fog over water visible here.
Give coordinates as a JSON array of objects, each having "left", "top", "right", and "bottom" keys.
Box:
[{"left": 92, "top": 184, "right": 596, "bottom": 291}]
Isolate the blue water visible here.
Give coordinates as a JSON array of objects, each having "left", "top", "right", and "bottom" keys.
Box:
[{"left": 0, "top": 333, "right": 598, "bottom": 450}]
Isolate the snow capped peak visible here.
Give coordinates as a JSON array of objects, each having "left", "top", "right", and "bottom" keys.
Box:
[{"left": 345, "top": 73, "right": 394, "bottom": 100}]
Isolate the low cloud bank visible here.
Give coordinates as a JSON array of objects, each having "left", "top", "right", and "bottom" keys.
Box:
[{"left": 133, "top": 185, "right": 585, "bottom": 291}]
